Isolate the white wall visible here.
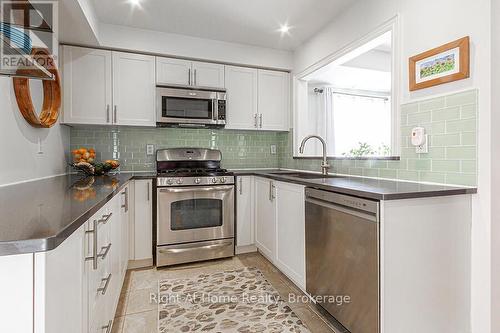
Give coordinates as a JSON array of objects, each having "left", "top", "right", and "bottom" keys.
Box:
[
  {"left": 0, "top": 35, "right": 69, "bottom": 186},
  {"left": 293, "top": 1, "right": 491, "bottom": 332},
  {"left": 490, "top": 1, "right": 500, "bottom": 332},
  {"left": 98, "top": 23, "right": 293, "bottom": 70}
]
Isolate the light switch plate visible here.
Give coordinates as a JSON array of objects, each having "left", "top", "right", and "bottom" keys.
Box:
[
  {"left": 146, "top": 144, "right": 155, "bottom": 156},
  {"left": 270, "top": 144, "right": 277, "bottom": 155}
]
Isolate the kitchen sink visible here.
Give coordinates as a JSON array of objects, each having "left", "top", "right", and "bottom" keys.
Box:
[{"left": 269, "top": 172, "right": 336, "bottom": 179}]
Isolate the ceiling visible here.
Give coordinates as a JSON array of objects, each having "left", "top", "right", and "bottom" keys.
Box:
[{"left": 91, "top": 0, "right": 354, "bottom": 50}]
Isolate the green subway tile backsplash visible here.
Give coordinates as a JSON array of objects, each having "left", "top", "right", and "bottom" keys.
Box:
[
  {"left": 278, "top": 89, "right": 478, "bottom": 186},
  {"left": 70, "top": 127, "right": 281, "bottom": 171},
  {"left": 69, "top": 90, "right": 478, "bottom": 187}
]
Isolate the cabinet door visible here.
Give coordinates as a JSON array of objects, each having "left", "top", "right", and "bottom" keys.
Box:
[
  {"left": 254, "top": 177, "right": 276, "bottom": 261},
  {"left": 62, "top": 46, "right": 112, "bottom": 125},
  {"left": 156, "top": 57, "right": 192, "bottom": 86},
  {"left": 134, "top": 179, "right": 153, "bottom": 260},
  {"left": 112, "top": 52, "right": 156, "bottom": 126},
  {"left": 275, "top": 181, "right": 306, "bottom": 290},
  {"left": 192, "top": 61, "right": 225, "bottom": 88},
  {"left": 225, "top": 66, "right": 258, "bottom": 130},
  {"left": 0, "top": 254, "right": 33, "bottom": 333},
  {"left": 236, "top": 176, "right": 254, "bottom": 248},
  {"left": 258, "top": 70, "right": 289, "bottom": 131}
]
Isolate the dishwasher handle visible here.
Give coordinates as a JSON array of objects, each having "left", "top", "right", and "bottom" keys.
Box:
[{"left": 306, "top": 197, "right": 379, "bottom": 223}]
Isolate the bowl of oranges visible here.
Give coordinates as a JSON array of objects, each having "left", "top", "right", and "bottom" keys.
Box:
[{"left": 71, "top": 148, "right": 120, "bottom": 176}]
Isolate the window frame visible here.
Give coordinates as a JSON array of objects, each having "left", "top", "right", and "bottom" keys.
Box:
[{"left": 293, "top": 15, "right": 401, "bottom": 159}]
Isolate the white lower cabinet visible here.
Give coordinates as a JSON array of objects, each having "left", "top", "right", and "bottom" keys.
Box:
[
  {"left": 238, "top": 177, "right": 306, "bottom": 291},
  {"left": 236, "top": 176, "right": 255, "bottom": 252},
  {"left": 274, "top": 181, "right": 306, "bottom": 290},
  {"left": 254, "top": 177, "right": 276, "bottom": 261},
  {"left": 132, "top": 179, "right": 153, "bottom": 262}
]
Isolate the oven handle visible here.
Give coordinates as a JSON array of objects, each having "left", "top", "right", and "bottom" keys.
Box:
[
  {"left": 159, "top": 185, "right": 234, "bottom": 193},
  {"left": 158, "top": 241, "right": 233, "bottom": 254}
]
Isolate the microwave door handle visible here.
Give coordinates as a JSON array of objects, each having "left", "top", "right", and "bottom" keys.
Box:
[{"left": 212, "top": 99, "right": 217, "bottom": 121}]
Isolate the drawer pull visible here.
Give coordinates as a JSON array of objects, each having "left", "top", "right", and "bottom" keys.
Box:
[
  {"left": 99, "top": 213, "right": 113, "bottom": 224},
  {"left": 84, "top": 220, "right": 98, "bottom": 270},
  {"left": 97, "top": 243, "right": 112, "bottom": 260},
  {"left": 97, "top": 273, "right": 112, "bottom": 295}
]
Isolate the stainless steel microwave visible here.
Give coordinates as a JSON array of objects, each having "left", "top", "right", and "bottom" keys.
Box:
[{"left": 156, "top": 87, "right": 226, "bottom": 127}]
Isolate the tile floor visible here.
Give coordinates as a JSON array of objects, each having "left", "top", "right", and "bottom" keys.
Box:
[{"left": 112, "top": 252, "right": 346, "bottom": 333}]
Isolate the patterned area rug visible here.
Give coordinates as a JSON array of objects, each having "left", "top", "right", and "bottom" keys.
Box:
[{"left": 158, "top": 267, "right": 311, "bottom": 332}]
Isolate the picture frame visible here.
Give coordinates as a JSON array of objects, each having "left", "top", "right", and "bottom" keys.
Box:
[{"left": 409, "top": 36, "right": 470, "bottom": 91}]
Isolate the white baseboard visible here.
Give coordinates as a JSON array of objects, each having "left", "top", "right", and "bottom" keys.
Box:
[
  {"left": 235, "top": 245, "right": 258, "bottom": 254},
  {"left": 128, "top": 258, "right": 153, "bottom": 269}
]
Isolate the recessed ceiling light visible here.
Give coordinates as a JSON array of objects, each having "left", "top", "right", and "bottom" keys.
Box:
[
  {"left": 279, "top": 24, "right": 290, "bottom": 34},
  {"left": 128, "top": 0, "right": 142, "bottom": 7}
]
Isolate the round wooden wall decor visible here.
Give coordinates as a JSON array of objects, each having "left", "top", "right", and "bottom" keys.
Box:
[{"left": 12, "top": 48, "right": 61, "bottom": 128}]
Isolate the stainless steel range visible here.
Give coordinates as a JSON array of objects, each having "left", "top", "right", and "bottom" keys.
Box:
[{"left": 155, "top": 148, "right": 235, "bottom": 267}]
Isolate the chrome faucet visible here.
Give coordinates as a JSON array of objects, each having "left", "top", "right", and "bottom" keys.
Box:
[{"left": 299, "top": 135, "right": 330, "bottom": 175}]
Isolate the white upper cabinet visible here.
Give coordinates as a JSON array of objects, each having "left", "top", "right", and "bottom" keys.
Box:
[
  {"left": 63, "top": 46, "right": 112, "bottom": 125},
  {"left": 156, "top": 57, "right": 191, "bottom": 86},
  {"left": 225, "top": 65, "right": 258, "bottom": 130},
  {"left": 62, "top": 46, "right": 155, "bottom": 126},
  {"left": 192, "top": 61, "right": 225, "bottom": 88},
  {"left": 258, "top": 69, "right": 289, "bottom": 131},
  {"left": 112, "top": 52, "right": 156, "bottom": 126},
  {"left": 156, "top": 57, "right": 225, "bottom": 88}
]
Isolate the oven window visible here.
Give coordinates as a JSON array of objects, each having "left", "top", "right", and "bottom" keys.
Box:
[
  {"left": 171, "top": 199, "right": 223, "bottom": 230},
  {"left": 163, "top": 97, "right": 213, "bottom": 119}
]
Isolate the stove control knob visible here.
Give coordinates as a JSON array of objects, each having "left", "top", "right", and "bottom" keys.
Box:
[
  {"left": 220, "top": 177, "right": 226, "bottom": 183},
  {"left": 194, "top": 178, "right": 201, "bottom": 184},
  {"left": 211, "top": 177, "right": 217, "bottom": 183},
  {"left": 167, "top": 178, "right": 174, "bottom": 185},
  {"left": 176, "top": 178, "right": 183, "bottom": 184}
]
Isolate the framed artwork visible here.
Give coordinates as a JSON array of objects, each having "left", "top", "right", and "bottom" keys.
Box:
[{"left": 409, "top": 36, "right": 470, "bottom": 91}]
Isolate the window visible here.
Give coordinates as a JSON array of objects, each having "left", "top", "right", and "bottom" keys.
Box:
[{"left": 294, "top": 26, "right": 398, "bottom": 158}]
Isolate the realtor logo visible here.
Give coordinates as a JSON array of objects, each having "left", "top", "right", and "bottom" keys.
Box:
[{"left": 0, "top": 0, "right": 57, "bottom": 72}]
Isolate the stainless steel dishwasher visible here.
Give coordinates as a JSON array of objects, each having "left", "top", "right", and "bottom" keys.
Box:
[{"left": 305, "top": 188, "right": 379, "bottom": 333}]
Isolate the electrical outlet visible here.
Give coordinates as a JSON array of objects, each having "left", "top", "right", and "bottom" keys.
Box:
[
  {"left": 270, "top": 144, "right": 277, "bottom": 155},
  {"left": 415, "top": 135, "right": 429, "bottom": 154},
  {"left": 37, "top": 138, "right": 44, "bottom": 155},
  {"left": 146, "top": 144, "right": 155, "bottom": 155}
]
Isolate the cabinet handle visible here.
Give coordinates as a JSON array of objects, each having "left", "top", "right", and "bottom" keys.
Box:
[
  {"left": 97, "top": 243, "right": 112, "bottom": 260},
  {"left": 99, "top": 213, "right": 113, "bottom": 224},
  {"left": 97, "top": 273, "right": 112, "bottom": 295},
  {"left": 239, "top": 178, "right": 243, "bottom": 195},
  {"left": 85, "top": 220, "right": 98, "bottom": 270},
  {"left": 113, "top": 105, "right": 117, "bottom": 124},
  {"left": 271, "top": 183, "right": 276, "bottom": 200},
  {"left": 147, "top": 182, "right": 150, "bottom": 201},
  {"left": 254, "top": 114, "right": 258, "bottom": 128},
  {"left": 188, "top": 68, "right": 191, "bottom": 85},
  {"left": 269, "top": 181, "right": 273, "bottom": 201},
  {"left": 259, "top": 114, "right": 263, "bottom": 128},
  {"left": 121, "top": 188, "right": 128, "bottom": 212},
  {"left": 106, "top": 105, "right": 110, "bottom": 123},
  {"left": 102, "top": 320, "right": 113, "bottom": 333}
]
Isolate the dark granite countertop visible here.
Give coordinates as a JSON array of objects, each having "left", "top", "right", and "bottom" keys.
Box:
[
  {"left": 231, "top": 169, "right": 477, "bottom": 201},
  {"left": 0, "top": 168, "right": 476, "bottom": 256},
  {"left": 0, "top": 173, "right": 154, "bottom": 256}
]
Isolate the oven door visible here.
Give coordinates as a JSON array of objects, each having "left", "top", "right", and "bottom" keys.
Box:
[
  {"left": 157, "top": 185, "right": 234, "bottom": 245},
  {"left": 156, "top": 87, "right": 218, "bottom": 125}
]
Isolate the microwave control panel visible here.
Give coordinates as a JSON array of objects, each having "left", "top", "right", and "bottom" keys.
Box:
[{"left": 218, "top": 100, "right": 226, "bottom": 120}]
